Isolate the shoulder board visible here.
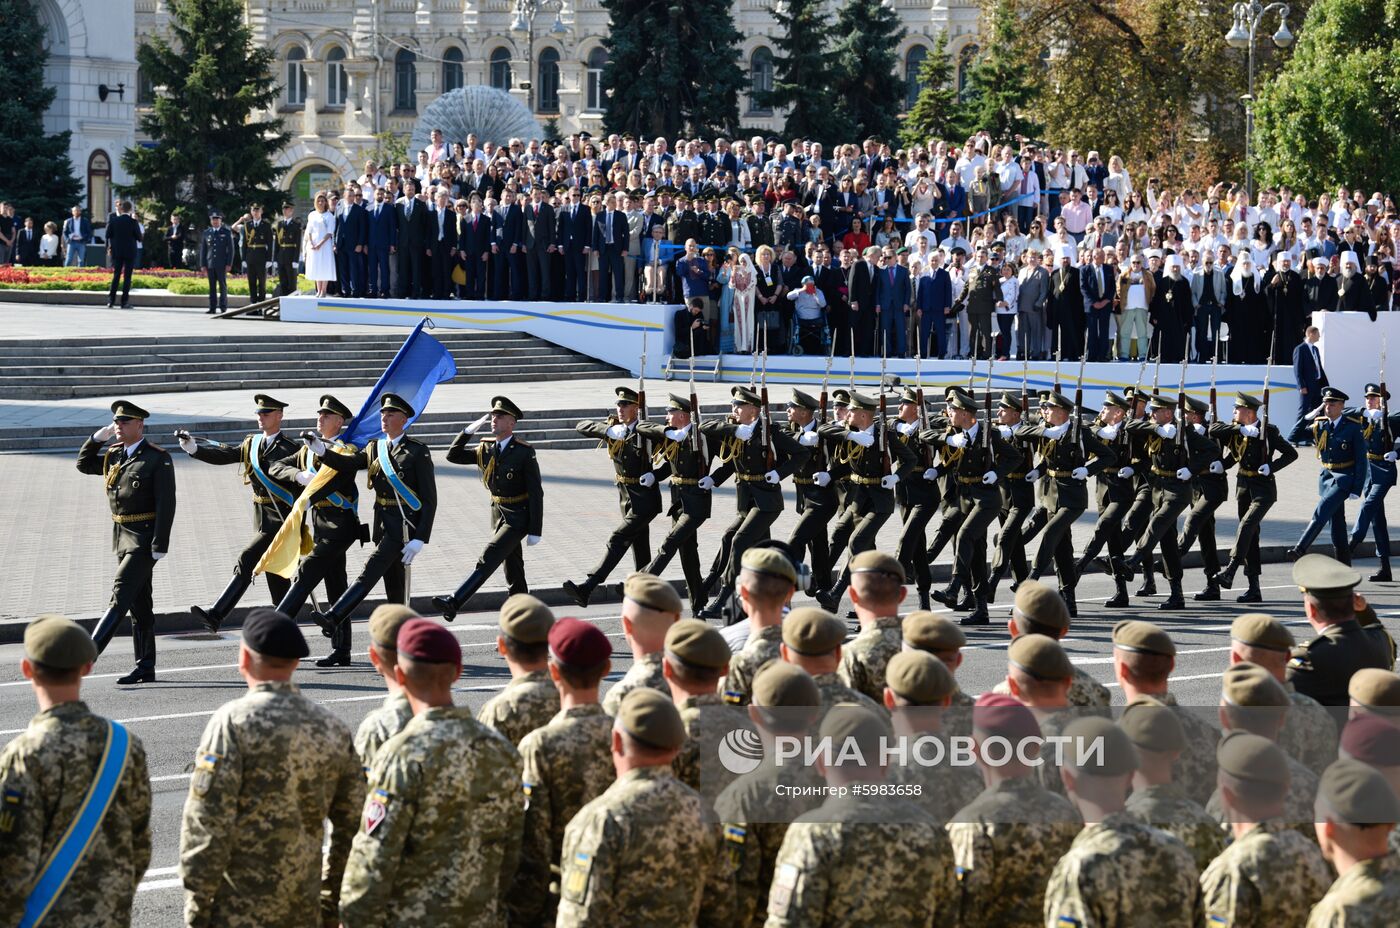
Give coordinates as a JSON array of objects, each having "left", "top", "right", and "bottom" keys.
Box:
[
  {"left": 1346, "top": 414, "right": 1364, "bottom": 424},
  {"left": 513, "top": 438, "right": 533, "bottom": 449},
  {"left": 400, "top": 436, "right": 427, "bottom": 449},
  {"left": 144, "top": 441, "right": 166, "bottom": 453}
]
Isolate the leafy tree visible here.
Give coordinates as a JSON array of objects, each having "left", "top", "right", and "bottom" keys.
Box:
[
  {"left": 372, "top": 131, "right": 409, "bottom": 169},
  {"left": 755, "top": 0, "right": 840, "bottom": 140},
  {"left": 828, "top": 0, "right": 908, "bottom": 143},
  {"left": 900, "top": 31, "right": 960, "bottom": 146},
  {"left": 0, "top": 0, "right": 81, "bottom": 223},
  {"left": 121, "top": 0, "right": 289, "bottom": 225},
  {"left": 1253, "top": 0, "right": 1400, "bottom": 192},
  {"left": 957, "top": 0, "right": 1043, "bottom": 142}
]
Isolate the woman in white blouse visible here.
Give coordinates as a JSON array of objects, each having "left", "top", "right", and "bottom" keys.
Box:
[
  {"left": 303, "top": 191, "right": 337, "bottom": 297},
  {"left": 1104, "top": 155, "right": 1132, "bottom": 201}
]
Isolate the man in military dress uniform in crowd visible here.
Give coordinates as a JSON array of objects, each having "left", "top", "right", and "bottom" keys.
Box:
[
  {"left": 1287, "top": 554, "right": 1393, "bottom": 707},
  {"left": 563, "top": 386, "right": 663, "bottom": 608},
  {"left": 354, "top": 604, "right": 418, "bottom": 774},
  {"left": 434, "top": 396, "right": 544, "bottom": 619},
  {"left": 0, "top": 616, "right": 152, "bottom": 924},
  {"left": 1290, "top": 386, "right": 1366, "bottom": 563},
  {"left": 1347, "top": 382, "right": 1400, "bottom": 581},
  {"left": 784, "top": 389, "right": 841, "bottom": 601},
  {"left": 310, "top": 393, "right": 438, "bottom": 636},
  {"left": 474, "top": 594, "right": 559, "bottom": 747},
  {"left": 179, "top": 393, "right": 300, "bottom": 634},
  {"left": 198, "top": 210, "right": 235, "bottom": 314},
  {"left": 274, "top": 202, "right": 302, "bottom": 297},
  {"left": 637, "top": 393, "right": 718, "bottom": 612},
  {"left": 232, "top": 203, "right": 274, "bottom": 303},
  {"left": 76, "top": 399, "right": 176, "bottom": 684}
]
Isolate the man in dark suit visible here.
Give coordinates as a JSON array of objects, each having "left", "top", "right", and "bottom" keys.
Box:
[
  {"left": 1048, "top": 248, "right": 1084, "bottom": 360},
  {"left": 873, "top": 248, "right": 912, "bottom": 357},
  {"left": 522, "top": 185, "right": 556, "bottom": 301},
  {"left": 395, "top": 180, "right": 429, "bottom": 298},
  {"left": 849, "top": 245, "right": 880, "bottom": 356},
  {"left": 458, "top": 196, "right": 492, "bottom": 299},
  {"left": 365, "top": 186, "right": 397, "bottom": 298},
  {"left": 557, "top": 187, "right": 592, "bottom": 302},
  {"left": 427, "top": 189, "right": 457, "bottom": 300},
  {"left": 15, "top": 216, "right": 40, "bottom": 265},
  {"left": 1289, "top": 325, "right": 1328, "bottom": 444},
  {"left": 1079, "top": 247, "right": 1116, "bottom": 362},
  {"left": 490, "top": 187, "right": 526, "bottom": 300},
  {"left": 343, "top": 188, "right": 371, "bottom": 297},
  {"left": 164, "top": 213, "right": 188, "bottom": 268},
  {"left": 592, "top": 192, "right": 628, "bottom": 303},
  {"left": 104, "top": 201, "right": 141, "bottom": 308}
]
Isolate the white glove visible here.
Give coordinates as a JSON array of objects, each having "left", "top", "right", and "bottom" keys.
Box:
[
  {"left": 1097, "top": 424, "right": 1119, "bottom": 441},
  {"left": 1239, "top": 424, "right": 1261, "bottom": 437},
  {"left": 466, "top": 413, "right": 491, "bottom": 433},
  {"left": 151, "top": 551, "right": 166, "bottom": 561},
  {"left": 1258, "top": 463, "right": 1271, "bottom": 476},
  {"left": 945, "top": 431, "right": 968, "bottom": 448},
  {"left": 1117, "top": 466, "right": 1135, "bottom": 478},
  {"left": 1350, "top": 492, "right": 1361, "bottom": 500},
  {"left": 1209, "top": 460, "right": 1225, "bottom": 474},
  {"left": 734, "top": 421, "right": 756, "bottom": 441},
  {"left": 1155, "top": 423, "right": 1178, "bottom": 439},
  {"left": 1193, "top": 423, "right": 1207, "bottom": 435},
  {"left": 1043, "top": 422, "right": 1070, "bottom": 440},
  {"left": 178, "top": 435, "right": 197, "bottom": 455},
  {"left": 847, "top": 428, "right": 875, "bottom": 448},
  {"left": 605, "top": 422, "right": 630, "bottom": 440},
  {"left": 764, "top": 469, "right": 781, "bottom": 484},
  {"left": 1025, "top": 469, "right": 1041, "bottom": 483},
  {"left": 798, "top": 430, "right": 821, "bottom": 447},
  {"left": 401, "top": 539, "right": 424, "bottom": 565},
  {"left": 814, "top": 471, "right": 832, "bottom": 487},
  {"left": 982, "top": 470, "right": 998, "bottom": 485},
  {"left": 896, "top": 421, "right": 919, "bottom": 436},
  {"left": 698, "top": 476, "right": 716, "bottom": 491},
  {"left": 923, "top": 466, "right": 940, "bottom": 481},
  {"left": 639, "top": 471, "right": 656, "bottom": 488},
  {"left": 998, "top": 425, "right": 1014, "bottom": 440},
  {"left": 93, "top": 423, "right": 117, "bottom": 442},
  {"left": 295, "top": 470, "right": 314, "bottom": 486},
  {"left": 880, "top": 474, "right": 900, "bottom": 489},
  {"left": 1385, "top": 451, "right": 1399, "bottom": 462},
  {"left": 526, "top": 534, "right": 541, "bottom": 546},
  {"left": 1175, "top": 466, "right": 1192, "bottom": 480},
  {"left": 305, "top": 434, "right": 327, "bottom": 456},
  {"left": 1071, "top": 466, "right": 1089, "bottom": 481},
  {"left": 665, "top": 424, "right": 692, "bottom": 442},
  {"left": 1365, "top": 408, "right": 1384, "bottom": 421}
]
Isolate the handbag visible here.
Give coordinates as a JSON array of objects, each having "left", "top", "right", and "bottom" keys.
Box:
[{"left": 451, "top": 264, "right": 467, "bottom": 286}]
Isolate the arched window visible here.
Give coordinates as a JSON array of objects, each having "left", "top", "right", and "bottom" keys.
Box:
[
  {"left": 88, "top": 150, "right": 112, "bottom": 222},
  {"left": 325, "top": 46, "right": 348, "bottom": 107},
  {"left": 957, "top": 44, "right": 979, "bottom": 100},
  {"left": 285, "top": 46, "right": 307, "bottom": 107},
  {"left": 905, "top": 45, "right": 928, "bottom": 111},
  {"left": 443, "top": 47, "right": 465, "bottom": 93},
  {"left": 394, "top": 49, "right": 417, "bottom": 112},
  {"left": 537, "top": 47, "right": 560, "bottom": 113},
  {"left": 489, "top": 48, "right": 512, "bottom": 92},
  {"left": 748, "top": 47, "right": 774, "bottom": 115},
  {"left": 585, "top": 47, "right": 607, "bottom": 112}
]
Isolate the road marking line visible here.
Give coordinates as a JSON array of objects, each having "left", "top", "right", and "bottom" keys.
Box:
[{"left": 137, "top": 878, "right": 183, "bottom": 892}]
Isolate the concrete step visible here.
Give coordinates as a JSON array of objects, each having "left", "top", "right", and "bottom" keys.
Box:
[
  {"left": 0, "top": 331, "right": 528, "bottom": 351},
  {"left": 0, "top": 358, "right": 615, "bottom": 380},
  {"left": 0, "top": 347, "right": 569, "bottom": 370}
]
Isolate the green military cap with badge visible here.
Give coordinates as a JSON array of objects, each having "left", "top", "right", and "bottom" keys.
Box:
[
  {"left": 1045, "top": 392, "right": 1076, "bottom": 411},
  {"left": 741, "top": 547, "right": 798, "bottom": 585},
  {"left": 782, "top": 606, "right": 846, "bottom": 656},
  {"left": 1008, "top": 634, "right": 1073, "bottom": 681},
  {"left": 368, "top": 604, "right": 419, "bottom": 650},
  {"left": 253, "top": 393, "right": 288, "bottom": 412},
  {"left": 947, "top": 392, "right": 978, "bottom": 412},
  {"left": 666, "top": 393, "right": 692, "bottom": 412},
  {"left": 499, "top": 593, "right": 554, "bottom": 644},
  {"left": 25, "top": 614, "right": 97, "bottom": 669},
  {"left": 1148, "top": 393, "right": 1177, "bottom": 410},
  {"left": 1102, "top": 391, "right": 1130, "bottom": 410},
  {"left": 731, "top": 384, "right": 762, "bottom": 406},
  {"left": 998, "top": 390, "right": 1022, "bottom": 410},
  {"left": 380, "top": 393, "right": 416, "bottom": 417},
  {"left": 623, "top": 571, "right": 683, "bottom": 614},
  {"left": 614, "top": 386, "right": 640, "bottom": 405},
  {"left": 1234, "top": 392, "right": 1263, "bottom": 410},
  {"left": 1184, "top": 395, "right": 1210, "bottom": 415},
  {"left": 1230, "top": 613, "right": 1294, "bottom": 652},
  {"left": 491, "top": 395, "right": 525, "bottom": 420},
  {"left": 832, "top": 388, "right": 851, "bottom": 406},
  {"left": 847, "top": 391, "right": 879, "bottom": 411},
  {"left": 110, "top": 399, "right": 150, "bottom": 421},
  {"left": 849, "top": 550, "right": 905, "bottom": 582},
  {"left": 902, "top": 611, "right": 966, "bottom": 651},
  {"left": 1119, "top": 695, "right": 1186, "bottom": 754},
  {"left": 617, "top": 688, "right": 686, "bottom": 751},
  {"left": 886, "top": 650, "right": 955, "bottom": 705},
  {"left": 664, "top": 618, "right": 730, "bottom": 671},
  {"left": 789, "top": 389, "right": 819, "bottom": 411},
  {"left": 1112, "top": 619, "right": 1175, "bottom": 656},
  {"left": 317, "top": 394, "right": 353, "bottom": 418},
  {"left": 1292, "top": 553, "right": 1360, "bottom": 596}
]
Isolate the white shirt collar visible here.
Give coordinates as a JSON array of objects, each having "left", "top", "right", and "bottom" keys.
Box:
[
  {"left": 496, "top": 434, "right": 513, "bottom": 449},
  {"left": 124, "top": 439, "right": 144, "bottom": 457},
  {"left": 261, "top": 431, "right": 281, "bottom": 446}
]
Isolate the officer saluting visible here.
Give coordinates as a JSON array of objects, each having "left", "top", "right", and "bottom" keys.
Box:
[
  {"left": 274, "top": 202, "right": 302, "bottom": 297},
  {"left": 232, "top": 203, "right": 275, "bottom": 303},
  {"left": 1287, "top": 554, "right": 1392, "bottom": 706},
  {"left": 1289, "top": 386, "right": 1366, "bottom": 562},
  {"left": 76, "top": 400, "right": 176, "bottom": 683},
  {"left": 198, "top": 210, "right": 234, "bottom": 315}
]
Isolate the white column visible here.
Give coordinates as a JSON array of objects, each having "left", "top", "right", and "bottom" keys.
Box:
[{"left": 301, "top": 59, "right": 321, "bottom": 140}]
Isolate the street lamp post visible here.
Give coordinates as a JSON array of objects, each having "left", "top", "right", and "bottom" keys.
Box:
[
  {"left": 512, "top": 0, "right": 567, "bottom": 114},
  {"left": 1225, "top": 1, "right": 1294, "bottom": 199}
]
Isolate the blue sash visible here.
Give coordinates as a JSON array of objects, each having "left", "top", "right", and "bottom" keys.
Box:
[
  {"left": 247, "top": 434, "right": 297, "bottom": 508},
  {"left": 20, "top": 720, "right": 131, "bottom": 928},
  {"left": 310, "top": 443, "right": 358, "bottom": 510},
  {"left": 376, "top": 439, "right": 422, "bottom": 511}
]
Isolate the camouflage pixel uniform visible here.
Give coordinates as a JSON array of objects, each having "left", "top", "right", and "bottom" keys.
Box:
[
  {"left": 602, "top": 651, "right": 667, "bottom": 716},
  {"left": 180, "top": 681, "right": 361, "bottom": 928},
  {"left": 764, "top": 795, "right": 957, "bottom": 926},
  {"left": 1124, "top": 782, "right": 1227, "bottom": 874},
  {"left": 675, "top": 692, "right": 748, "bottom": 801},
  {"left": 812, "top": 671, "right": 886, "bottom": 715},
  {"left": 0, "top": 702, "right": 151, "bottom": 927},
  {"left": 353, "top": 691, "right": 413, "bottom": 775},
  {"left": 1279, "top": 686, "right": 1340, "bottom": 776},
  {"left": 1207, "top": 753, "right": 1320, "bottom": 834},
  {"left": 721, "top": 625, "right": 783, "bottom": 706},
  {"left": 1042, "top": 811, "right": 1203, "bottom": 928},
  {"left": 888, "top": 734, "right": 984, "bottom": 824},
  {"left": 1031, "top": 707, "right": 1076, "bottom": 800},
  {"left": 1199, "top": 819, "right": 1332, "bottom": 927},
  {"left": 837, "top": 615, "right": 903, "bottom": 703},
  {"left": 1159, "top": 691, "right": 1221, "bottom": 806},
  {"left": 339, "top": 706, "right": 523, "bottom": 928},
  {"left": 991, "top": 665, "right": 1112, "bottom": 715},
  {"left": 1305, "top": 851, "right": 1400, "bottom": 927},
  {"left": 476, "top": 668, "right": 560, "bottom": 746}
]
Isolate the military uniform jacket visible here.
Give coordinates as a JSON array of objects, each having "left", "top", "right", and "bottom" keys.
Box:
[
  {"left": 191, "top": 432, "right": 301, "bottom": 533},
  {"left": 1354, "top": 407, "right": 1400, "bottom": 486},
  {"left": 788, "top": 419, "right": 841, "bottom": 513},
  {"left": 1019, "top": 420, "right": 1118, "bottom": 510},
  {"left": 704, "top": 418, "right": 810, "bottom": 514},
  {"left": 1304, "top": 849, "right": 1400, "bottom": 927},
  {"left": 637, "top": 420, "right": 715, "bottom": 521},
  {"left": 1123, "top": 782, "right": 1225, "bottom": 874},
  {"left": 0, "top": 702, "right": 152, "bottom": 927},
  {"left": 318, "top": 436, "right": 438, "bottom": 543},
  {"left": 1088, "top": 418, "right": 1137, "bottom": 506},
  {"left": 268, "top": 443, "right": 361, "bottom": 544},
  {"left": 720, "top": 625, "right": 783, "bottom": 707},
  {"left": 77, "top": 436, "right": 177, "bottom": 555},
  {"left": 996, "top": 420, "right": 1038, "bottom": 508},
  {"left": 240, "top": 218, "right": 274, "bottom": 254},
  {"left": 814, "top": 419, "right": 916, "bottom": 516},
  {"left": 476, "top": 669, "right": 560, "bottom": 747},
  {"left": 837, "top": 616, "right": 903, "bottom": 704},
  {"left": 1287, "top": 619, "right": 1393, "bottom": 706},
  {"left": 577, "top": 417, "right": 663, "bottom": 518},
  {"left": 602, "top": 651, "right": 667, "bottom": 717},
  {"left": 1311, "top": 411, "right": 1367, "bottom": 494},
  {"left": 1211, "top": 420, "right": 1299, "bottom": 501},
  {"left": 889, "top": 416, "right": 940, "bottom": 507},
  {"left": 275, "top": 217, "right": 302, "bottom": 257},
  {"left": 918, "top": 421, "right": 1021, "bottom": 502},
  {"left": 446, "top": 431, "right": 544, "bottom": 537},
  {"left": 1123, "top": 417, "right": 1215, "bottom": 495},
  {"left": 180, "top": 681, "right": 362, "bottom": 928},
  {"left": 198, "top": 225, "right": 234, "bottom": 268},
  {"left": 1124, "top": 415, "right": 1155, "bottom": 498},
  {"left": 353, "top": 692, "right": 413, "bottom": 776},
  {"left": 1187, "top": 423, "right": 1230, "bottom": 504},
  {"left": 1200, "top": 819, "right": 1332, "bottom": 928}
]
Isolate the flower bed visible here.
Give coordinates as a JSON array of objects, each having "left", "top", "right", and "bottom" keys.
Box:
[{"left": 0, "top": 265, "right": 308, "bottom": 296}]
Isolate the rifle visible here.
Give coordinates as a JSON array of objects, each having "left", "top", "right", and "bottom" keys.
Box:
[
  {"left": 1021, "top": 352, "right": 1030, "bottom": 415},
  {"left": 1053, "top": 348, "right": 1062, "bottom": 395},
  {"left": 821, "top": 336, "right": 834, "bottom": 426},
  {"left": 760, "top": 322, "right": 775, "bottom": 470},
  {"left": 984, "top": 355, "right": 994, "bottom": 453},
  {"left": 1382, "top": 333, "right": 1392, "bottom": 448},
  {"left": 749, "top": 336, "right": 760, "bottom": 389},
  {"left": 638, "top": 331, "right": 648, "bottom": 422},
  {"left": 1176, "top": 350, "right": 1189, "bottom": 447},
  {"left": 1074, "top": 353, "right": 1087, "bottom": 453},
  {"left": 880, "top": 331, "right": 891, "bottom": 475},
  {"left": 1261, "top": 324, "right": 1277, "bottom": 460},
  {"left": 1209, "top": 327, "right": 1220, "bottom": 425},
  {"left": 848, "top": 324, "right": 856, "bottom": 393},
  {"left": 916, "top": 338, "right": 932, "bottom": 467},
  {"left": 1150, "top": 350, "right": 1162, "bottom": 404},
  {"left": 967, "top": 349, "right": 977, "bottom": 395},
  {"left": 689, "top": 326, "right": 706, "bottom": 471}
]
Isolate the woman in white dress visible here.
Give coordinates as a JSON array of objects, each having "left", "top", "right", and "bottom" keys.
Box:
[
  {"left": 730, "top": 252, "right": 757, "bottom": 353},
  {"left": 304, "top": 191, "right": 336, "bottom": 296}
]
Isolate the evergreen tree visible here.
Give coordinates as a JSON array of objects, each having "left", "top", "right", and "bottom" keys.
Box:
[
  {"left": 957, "top": 0, "right": 1042, "bottom": 142},
  {"left": 602, "top": 0, "right": 742, "bottom": 138},
  {"left": 0, "top": 0, "right": 81, "bottom": 224},
  {"left": 756, "top": 0, "right": 840, "bottom": 140},
  {"left": 829, "top": 0, "right": 907, "bottom": 144},
  {"left": 121, "top": 0, "right": 289, "bottom": 224},
  {"left": 900, "top": 32, "right": 960, "bottom": 146}
]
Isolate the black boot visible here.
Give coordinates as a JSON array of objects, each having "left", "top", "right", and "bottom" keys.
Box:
[
  {"left": 1060, "top": 587, "right": 1078, "bottom": 618},
  {"left": 89, "top": 605, "right": 125, "bottom": 657},
  {"left": 1193, "top": 578, "right": 1221, "bottom": 602},
  {"left": 1158, "top": 578, "right": 1186, "bottom": 610},
  {"left": 1010, "top": 569, "right": 1041, "bottom": 594},
  {"left": 815, "top": 582, "right": 846, "bottom": 613},
  {"left": 116, "top": 666, "right": 156, "bottom": 685},
  {"left": 561, "top": 579, "right": 594, "bottom": 609},
  {"left": 1370, "top": 562, "right": 1393, "bottom": 583},
  {"left": 433, "top": 567, "right": 494, "bottom": 621},
  {"left": 1213, "top": 558, "right": 1241, "bottom": 590},
  {"left": 1135, "top": 564, "right": 1157, "bottom": 596},
  {"left": 931, "top": 577, "right": 963, "bottom": 609},
  {"left": 1236, "top": 576, "right": 1263, "bottom": 603},
  {"left": 191, "top": 571, "right": 254, "bottom": 635},
  {"left": 985, "top": 566, "right": 1006, "bottom": 604},
  {"left": 1074, "top": 537, "right": 1105, "bottom": 582},
  {"left": 960, "top": 595, "right": 990, "bottom": 626},
  {"left": 697, "top": 587, "right": 731, "bottom": 620},
  {"left": 315, "top": 650, "right": 351, "bottom": 668},
  {"left": 310, "top": 577, "right": 374, "bottom": 639},
  {"left": 918, "top": 587, "right": 932, "bottom": 610},
  {"left": 1284, "top": 546, "right": 1303, "bottom": 561},
  {"left": 1104, "top": 576, "right": 1130, "bottom": 608}
]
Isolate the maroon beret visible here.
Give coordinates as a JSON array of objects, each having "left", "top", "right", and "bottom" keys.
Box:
[
  {"left": 396, "top": 618, "right": 461, "bottom": 664},
  {"left": 549, "top": 616, "right": 612, "bottom": 668},
  {"left": 972, "top": 693, "right": 1042, "bottom": 742},
  {"left": 1342, "top": 714, "right": 1400, "bottom": 767}
]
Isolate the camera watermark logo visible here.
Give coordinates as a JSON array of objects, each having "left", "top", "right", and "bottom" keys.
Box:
[{"left": 718, "top": 728, "right": 765, "bottom": 775}]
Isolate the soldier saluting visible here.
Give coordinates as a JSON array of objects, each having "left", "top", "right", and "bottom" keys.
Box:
[
  {"left": 76, "top": 399, "right": 176, "bottom": 683},
  {"left": 1288, "top": 386, "right": 1366, "bottom": 563},
  {"left": 180, "top": 394, "right": 300, "bottom": 634},
  {"left": 232, "top": 203, "right": 275, "bottom": 303}
]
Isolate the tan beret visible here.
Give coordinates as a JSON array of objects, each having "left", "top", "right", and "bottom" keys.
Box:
[
  {"left": 1217, "top": 730, "right": 1290, "bottom": 786},
  {"left": 498, "top": 594, "right": 554, "bottom": 644},
  {"left": 817, "top": 703, "right": 890, "bottom": 761},
  {"left": 1317, "top": 757, "right": 1400, "bottom": 824},
  {"left": 1062, "top": 716, "right": 1138, "bottom": 777},
  {"left": 1119, "top": 695, "right": 1185, "bottom": 753},
  {"left": 664, "top": 618, "right": 731, "bottom": 670},
  {"left": 617, "top": 688, "right": 686, "bottom": 751},
  {"left": 1013, "top": 581, "right": 1070, "bottom": 631},
  {"left": 902, "top": 611, "right": 966, "bottom": 651},
  {"left": 1230, "top": 614, "right": 1294, "bottom": 653},
  {"left": 1112, "top": 620, "right": 1175, "bottom": 657},
  {"left": 1349, "top": 668, "right": 1400, "bottom": 717},
  {"left": 368, "top": 604, "right": 420, "bottom": 650},
  {"left": 752, "top": 662, "right": 820, "bottom": 708},
  {"left": 885, "top": 651, "right": 955, "bottom": 705},
  {"left": 849, "top": 550, "right": 906, "bottom": 582},
  {"left": 1008, "top": 634, "right": 1073, "bottom": 681},
  {"left": 740, "top": 547, "right": 798, "bottom": 585},
  {"left": 24, "top": 614, "right": 96, "bottom": 670},
  {"left": 782, "top": 607, "right": 846, "bottom": 656},
  {"left": 1221, "top": 662, "right": 1289, "bottom": 707},
  {"left": 623, "top": 572, "right": 683, "bottom": 614}
]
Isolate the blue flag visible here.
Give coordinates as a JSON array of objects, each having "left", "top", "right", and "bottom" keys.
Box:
[{"left": 342, "top": 318, "right": 458, "bottom": 448}]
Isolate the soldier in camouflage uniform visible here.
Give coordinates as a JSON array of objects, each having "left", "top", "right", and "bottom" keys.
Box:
[
  {"left": 837, "top": 550, "right": 908, "bottom": 702},
  {"left": 557, "top": 689, "right": 733, "bottom": 927},
  {"left": 947, "top": 694, "right": 1080, "bottom": 928},
  {"left": 990, "top": 581, "right": 1111, "bottom": 712},
  {"left": 180, "top": 610, "right": 361, "bottom": 928},
  {"left": 902, "top": 611, "right": 976, "bottom": 710},
  {"left": 340, "top": 620, "right": 523, "bottom": 928},
  {"left": 765, "top": 703, "right": 955, "bottom": 927},
  {"left": 475, "top": 594, "right": 559, "bottom": 746},
  {"left": 883, "top": 650, "right": 983, "bottom": 821},
  {"left": 1306, "top": 759, "right": 1400, "bottom": 926},
  {"left": 353, "top": 604, "right": 418, "bottom": 774},
  {"left": 513, "top": 617, "right": 616, "bottom": 927},
  {"left": 663, "top": 618, "right": 745, "bottom": 798},
  {"left": 1043, "top": 717, "right": 1204, "bottom": 928},
  {"left": 1201, "top": 732, "right": 1332, "bottom": 927},
  {"left": 1120, "top": 695, "right": 1226, "bottom": 873},
  {"left": 0, "top": 616, "right": 151, "bottom": 925},
  {"left": 780, "top": 606, "right": 884, "bottom": 714},
  {"left": 1230, "top": 613, "right": 1339, "bottom": 776},
  {"left": 719, "top": 548, "right": 798, "bottom": 708},
  {"left": 1002, "top": 633, "right": 1080, "bottom": 799},
  {"left": 1336, "top": 713, "right": 1400, "bottom": 858},
  {"left": 602, "top": 572, "right": 682, "bottom": 716}
]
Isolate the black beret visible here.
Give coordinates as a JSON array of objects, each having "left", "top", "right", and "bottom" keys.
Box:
[{"left": 241, "top": 608, "right": 309, "bottom": 659}]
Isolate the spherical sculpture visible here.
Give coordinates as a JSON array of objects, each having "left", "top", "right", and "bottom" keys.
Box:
[{"left": 409, "top": 86, "right": 544, "bottom": 152}]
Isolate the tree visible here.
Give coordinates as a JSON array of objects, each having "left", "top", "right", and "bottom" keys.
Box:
[
  {"left": 602, "top": 0, "right": 743, "bottom": 138},
  {"left": 900, "top": 32, "right": 960, "bottom": 146},
  {"left": 755, "top": 0, "right": 841, "bottom": 140},
  {"left": 0, "top": 0, "right": 81, "bottom": 223},
  {"left": 1253, "top": 0, "right": 1400, "bottom": 192},
  {"left": 121, "top": 0, "right": 289, "bottom": 225},
  {"left": 828, "top": 0, "right": 908, "bottom": 144},
  {"left": 957, "top": 0, "right": 1042, "bottom": 142}
]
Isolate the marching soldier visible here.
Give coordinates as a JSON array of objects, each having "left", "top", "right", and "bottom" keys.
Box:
[
  {"left": 434, "top": 396, "right": 544, "bottom": 619},
  {"left": 1289, "top": 386, "right": 1366, "bottom": 563},
  {"left": 890, "top": 387, "right": 942, "bottom": 609},
  {"left": 1212, "top": 392, "right": 1299, "bottom": 601},
  {"left": 1347, "top": 382, "right": 1400, "bottom": 581},
  {"left": 198, "top": 210, "right": 234, "bottom": 315},
  {"left": 0, "top": 616, "right": 152, "bottom": 923},
  {"left": 1120, "top": 387, "right": 1161, "bottom": 596},
  {"left": 1074, "top": 391, "right": 1137, "bottom": 607},
  {"left": 1306, "top": 759, "right": 1400, "bottom": 924},
  {"left": 274, "top": 202, "right": 302, "bottom": 297},
  {"left": 309, "top": 393, "right": 438, "bottom": 636},
  {"left": 819, "top": 388, "right": 855, "bottom": 593},
  {"left": 637, "top": 394, "right": 718, "bottom": 612},
  {"left": 1176, "top": 395, "right": 1231, "bottom": 601},
  {"left": 180, "top": 394, "right": 300, "bottom": 634},
  {"left": 785, "top": 389, "right": 840, "bottom": 602},
  {"left": 987, "top": 390, "right": 1037, "bottom": 604},
  {"left": 354, "top": 604, "right": 418, "bottom": 773},
  {"left": 232, "top": 203, "right": 275, "bottom": 303},
  {"left": 76, "top": 400, "right": 176, "bottom": 683},
  {"left": 563, "top": 386, "right": 663, "bottom": 608},
  {"left": 265, "top": 393, "right": 363, "bottom": 666},
  {"left": 1287, "top": 554, "right": 1392, "bottom": 706},
  {"left": 474, "top": 594, "right": 559, "bottom": 747}
]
